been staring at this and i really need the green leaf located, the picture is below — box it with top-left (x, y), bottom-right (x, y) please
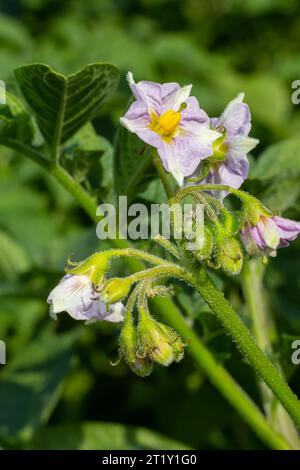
top-left (249, 138), bottom-right (300, 211)
top-left (256, 178), bottom-right (300, 212)
top-left (251, 138), bottom-right (300, 181)
top-left (27, 422), bottom-right (191, 450)
top-left (62, 123), bottom-right (112, 184)
top-left (0, 92), bottom-right (35, 145)
top-left (14, 62), bottom-right (120, 150)
top-left (0, 229), bottom-right (31, 280)
top-left (114, 127), bottom-right (155, 201)
top-left (0, 330), bottom-right (76, 443)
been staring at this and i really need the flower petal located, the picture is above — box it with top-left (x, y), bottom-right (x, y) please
top-left (273, 216), bottom-right (300, 242)
top-left (181, 96), bottom-right (209, 124)
top-left (257, 218), bottom-right (280, 250)
top-left (219, 93), bottom-right (251, 136)
top-left (47, 274), bottom-right (94, 320)
top-left (127, 72), bottom-right (162, 115)
top-left (180, 120), bottom-right (221, 157)
top-left (162, 84), bottom-right (192, 111)
top-left (158, 128), bottom-right (219, 186)
top-left (105, 302), bottom-right (126, 323)
top-left (229, 134), bottom-right (259, 157)
top-left (83, 300), bottom-right (125, 324)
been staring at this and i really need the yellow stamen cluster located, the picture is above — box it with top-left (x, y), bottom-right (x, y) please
top-left (150, 110), bottom-right (181, 138)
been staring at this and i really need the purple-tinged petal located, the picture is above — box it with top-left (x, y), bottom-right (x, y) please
top-left (181, 96), bottom-right (210, 124)
top-left (84, 300), bottom-right (125, 324)
top-left (120, 112), bottom-right (162, 148)
top-left (105, 302), bottom-right (126, 323)
top-left (127, 72), bottom-right (162, 115)
top-left (256, 217), bottom-right (280, 250)
top-left (219, 93), bottom-right (251, 136)
top-left (241, 224), bottom-right (262, 255)
top-left (228, 134), bottom-right (259, 158)
top-left (47, 274), bottom-right (95, 320)
top-left (273, 216), bottom-right (300, 242)
top-left (179, 120), bottom-right (221, 157)
top-left (162, 84), bottom-right (192, 112)
top-left (200, 153), bottom-right (249, 201)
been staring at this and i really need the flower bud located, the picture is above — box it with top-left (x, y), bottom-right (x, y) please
top-left (240, 196), bottom-right (272, 227)
top-left (216, 237), bottom-right (244, 276)
top-left (137, 308), bottom-right (185, 366)
top-left (119, 311), bottom-right (153, 377)
top-left (101, 277), bottom-right (132, 304)
top-left (195, 226), bottom-right (214, 262)
top-left (67, 252), bottom-right (110, 287)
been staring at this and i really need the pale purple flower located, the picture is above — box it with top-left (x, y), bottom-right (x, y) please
top-left (241, 215), bottom-right (300, 257)
top-left (120, 72), bottom-right (221, 186)
top-left (47, 274), bottom-right (125, 324)
top-left (199, 93), bottom-right (259, 200)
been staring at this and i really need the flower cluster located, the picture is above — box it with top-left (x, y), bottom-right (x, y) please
top-left (47, 73), bottom-right (300, 377)
top-left (121, 73), bottom-right (300, 262)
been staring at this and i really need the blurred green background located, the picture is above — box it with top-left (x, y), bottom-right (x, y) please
top-left (0, 0), bottom-right (300, 450)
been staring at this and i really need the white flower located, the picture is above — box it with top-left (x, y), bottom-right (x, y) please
top-left (47, 274), bottom-right (125, 324)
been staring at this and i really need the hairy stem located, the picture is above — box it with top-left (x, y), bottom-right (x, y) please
top-left (242, 259), bottom-right (300, 448)
top-left (152, 296), bottom-right (291, 450)
top-left (152, 151), bottom-right (174, 198)
top-left (188, 266), bottom-right (300, 431)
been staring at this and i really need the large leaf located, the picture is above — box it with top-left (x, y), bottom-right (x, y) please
top-left (251, 138), bottom-right (300, 181)
top-left (14, 62), bottom-right (119, 147)
top-left (0, 229), bottom-right (31, 280)
top-left (256, 178), bottom-right (300, 212)
top-left (249, 138), bottom-right (300, 211)
top-left (62, 122), bottom-right (112, 185)
top-left (0, 92), bottom-right (35, 145)
top-left (114, 127), bottom-right (155, 200)
top-left (27, 422), bottom-right (191, 450)
top-left (0, 330), bottom-right (76, 442)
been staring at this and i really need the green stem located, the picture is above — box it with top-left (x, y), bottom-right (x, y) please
top-left (189, 266), bottom-right (300, 431)
top-left (153, 234), bottom-right (181, 259)
top-left (174, 183), bottom-right (250, 203)
top-left (153, 151), bottom-right (173, 198)
top-left (242, 259), bottom-right (300, 448)
top-left (14, 144), bottom-right (293, 449)
top-left (103, 248), bottom-right (168, 266)
top-left (152, 296), bottom-right (291, 450)
top-left (126, 264), bottom-right (188, 284)
top-left (50, 164), bottom-right (143, 273)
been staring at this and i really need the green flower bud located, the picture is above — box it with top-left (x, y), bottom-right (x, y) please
top-left (101, 277), bottom-right (132, 304)
top-left (138, 308), bottom-right (185, 367)
top-left (195, 225), bottom-right (214, 262)
top-left (235, 193), bottom-right (272, 228)
top-left (66, 252), bottom-right (110, 287)
top-left (119, 311), bottom-right (153, 377)
top-left (216, 237), bottom-right (244, 276)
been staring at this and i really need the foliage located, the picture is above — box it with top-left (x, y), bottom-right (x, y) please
top-left (0, 0), bottom-right (300, 451)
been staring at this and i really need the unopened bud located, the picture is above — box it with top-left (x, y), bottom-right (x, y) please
top-left (119, 311), bottom-right (153, 377)
top-left (195, 226), bottom-right (214, 262)
top-left (216, 237), bottom-right (244, 276)
top-left (101, 277), bottom-right (132, 304)
top-left (138, 309), bottom-right (185, 366)
top-left (67, 252), bottom-right (110, 287)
